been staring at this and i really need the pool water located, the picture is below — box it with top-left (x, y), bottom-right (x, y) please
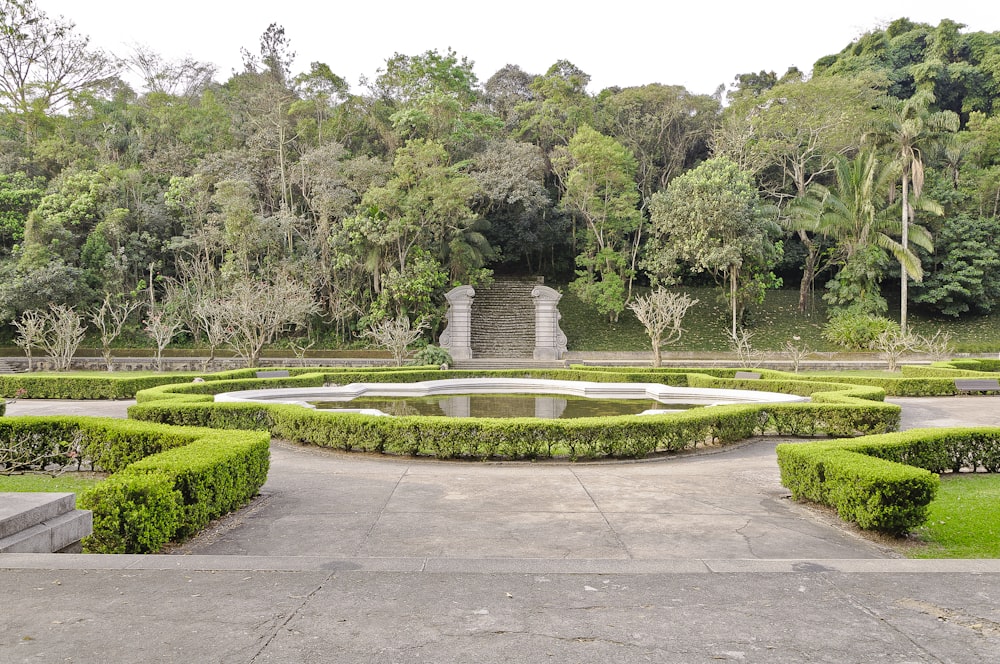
top-left (310, 394), bottom-right (703, 419)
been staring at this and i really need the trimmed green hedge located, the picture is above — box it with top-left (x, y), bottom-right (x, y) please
top-left (129, 367), bottom-right (901, 460)
top-left (0, 373), bottom-right (202, 399)
top-left (0, 417), bottom-right (269, 553)
top-left (777, 428), bottom-right (1000, 535)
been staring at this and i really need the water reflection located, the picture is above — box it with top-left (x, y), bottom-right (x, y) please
top-left (310, 394), bottom-right (702, 419)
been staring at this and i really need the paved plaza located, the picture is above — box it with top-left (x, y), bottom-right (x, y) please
top-left (1, 395), bottom-right (998, 662)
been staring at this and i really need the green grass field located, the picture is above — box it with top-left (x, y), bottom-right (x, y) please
top-left (907, 474), bottom-right (1000, 558)
top-left (0, 473), bottom-right (106, 506)
top-left (558, 286), bottom-right (1000, 353)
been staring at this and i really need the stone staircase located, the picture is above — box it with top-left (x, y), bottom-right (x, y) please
top-left (0, 493), bottom-right (93, 553)
top-left (469, 278), bottom-right (540, 359)
top-left (0, 358), bottom-right (22, 373)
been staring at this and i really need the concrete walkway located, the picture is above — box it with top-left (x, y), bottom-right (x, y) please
top-left (2, 396), bottom-right (999, 662)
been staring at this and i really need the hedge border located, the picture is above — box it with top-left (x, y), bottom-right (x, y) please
top-left (128, 367), bottom-right (901, 461)
top-left (777, 427), bottom-right (1000, 535)
top-left (0, 416), bottom-right (269, 553)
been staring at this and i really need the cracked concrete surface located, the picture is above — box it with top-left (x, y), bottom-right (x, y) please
top-left (2, 395), bottom-right (999, 662)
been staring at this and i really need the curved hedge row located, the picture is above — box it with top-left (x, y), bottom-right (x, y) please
top-left (777, 427), bottom-right (1000, 535)
top-left (0, 373), bottom-right (203, 399)
top-left (0, 416), bottom-right (269, 553)
top-left (128, 367), bottom-right (901, 460)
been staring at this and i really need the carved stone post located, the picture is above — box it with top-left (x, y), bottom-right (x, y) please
top-left (531, 285), bottom-right (567, 360)
top-left (440, 285), bottom-right (475, 360)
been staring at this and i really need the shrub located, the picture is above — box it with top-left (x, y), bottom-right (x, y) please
top-left (80, 471), bottom-right (183, 554)
top-left (777, 427), bottom-right (1000, 535)
top-left (409, 345), bottom-right (453, 367)
top-left (1, 417), bottom-right (270, 553)
top-left (822, 311), bottom-right (899, 350)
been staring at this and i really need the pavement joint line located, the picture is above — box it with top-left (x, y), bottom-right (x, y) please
top-left (568, 465), bottom-right (634, 560)
top-left (2, 554), bottom-right (999, 574)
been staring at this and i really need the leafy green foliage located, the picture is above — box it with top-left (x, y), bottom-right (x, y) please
top-left (822, 311), bottom-right (899, 350)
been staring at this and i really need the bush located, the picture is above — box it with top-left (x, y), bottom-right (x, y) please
top-left (0, 373), bottom-right (202, 400)
top-left (1, 417), bottom-right (270, 553)
top-left (79, 471), bottom-right (183, 554)
top-left (409, 345), bottom-right (453, 367)
top-left (777, 427), bottom-right (1000, 535)
top-left (129, 367), bottom-right (903, 461)
top-left (822, 312), bottom-right (899, 350)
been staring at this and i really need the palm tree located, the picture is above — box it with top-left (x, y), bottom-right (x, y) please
top-left (865, 91), bottom-right (958, 332)
top-left (796, 151), bottom-right (936, 312)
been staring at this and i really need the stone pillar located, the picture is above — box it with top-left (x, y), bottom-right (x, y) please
top-left (440, 285), bottom-right (475, 360)
top-left (531, 285), bottom-right (568, 360)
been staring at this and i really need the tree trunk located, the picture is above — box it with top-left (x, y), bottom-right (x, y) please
top-left (797, 230), bottom-right (816, 313)
top-left (730, 268), bottom-right (738, 337)
top-left (900, 173), bottom-right (910, 335)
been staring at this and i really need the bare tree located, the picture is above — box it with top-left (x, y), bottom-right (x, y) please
top-left (726, 328), bottom-right (764, 369)
top-left (627, 289), bottom-right (698, 368)
top-left (12, 310), bottom-right (45, 371)
top-left (216, 274), bottom-right (319, 368)
top-left (144, 309), bottom-right (185, 372)
top-left (361, 316), bottom-right (429, 367)
top-left (783, 336), bottom-right (811, 373)
top-left (36, 305), bottom-right (86, 371)
top-left (90, 294), bottom-right (141, 371)
top-left (191, 297), bottom-right (233, 371)
top-left (0, 0), bottom-right (120, 139)
top-left (873, 328), bottom-right (917, 372)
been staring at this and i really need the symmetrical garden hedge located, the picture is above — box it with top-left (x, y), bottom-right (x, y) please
top-left (127, 366), bottom-right (901, 460)
top-left (777, 428), bottom-right (1000, 535)
top-left (0, 373), bottom-right (203, 399)
top-left (0, 417), bottom-right (269, 553)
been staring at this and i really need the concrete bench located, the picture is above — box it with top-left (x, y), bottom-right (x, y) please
top-left (734, 371), bottom-right (761, 380)
top-left (954, 378), bottom-right (1000, 393)
top-left (255, 370), bottom-right (290, 379)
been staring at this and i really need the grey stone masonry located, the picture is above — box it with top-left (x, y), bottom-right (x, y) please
top-left (441, 278), bottom-right (568, 360)
top-left (470, 278), bottom-right (539, 358)
top-left (0, 493), bottom-right (92, 553)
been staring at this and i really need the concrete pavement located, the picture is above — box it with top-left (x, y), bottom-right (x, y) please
top-left (1, 396), bottom-right (999, 662)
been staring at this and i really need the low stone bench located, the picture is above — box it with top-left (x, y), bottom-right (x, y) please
top-left (954, 378), bottom-right (1000, 393)
top-left (255, 370), bottom-right (290, 379)
top-left (734, 371), bottom-right (762, 380)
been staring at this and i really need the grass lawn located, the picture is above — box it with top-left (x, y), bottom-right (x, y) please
top-left (558, 285), bottom-right (1000, 353)
top-left (0, 473), bottom-right (106, 506)
top-left (906, 474), bottom-right (1000, 559)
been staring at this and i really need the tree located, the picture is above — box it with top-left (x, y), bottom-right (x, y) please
top-left (628, 289), bottom-right (698, 367)
top-left (646, 157), bottom-right (780, 336)
top-left (350, 139), bottom-right (482, 320)
top-left (556, 125), bottom-right (642, 322)
top-left (361, 315), bottom-right (429, 367)
top-left (469, 139), bottom-right (557, 272)
top-left (800, 151), bottom-right (936, 314)
top-left (0, 0), bottom-right (119, 141)
top-left (865, 90), bottom-right (958, 332)
top-left (597, 84), bottom-right (718, 209)
top-left (12, 309), bottom-right (44, 371)
top-left (90, 293), bottom-right (141, 371)
top-left (715, 76), bottom-right (874, 311)
top-left (35, 304), bottom-right (86, 371)
top-left (144, 308), bottom-right (184, 372)
top-left (215, 273), bottom-right (318, 368)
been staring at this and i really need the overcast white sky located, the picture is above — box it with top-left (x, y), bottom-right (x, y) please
top-left (37, 0), bottom-right (1000, 96)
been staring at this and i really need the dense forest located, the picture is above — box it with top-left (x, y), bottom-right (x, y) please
top-left (1, 0), bottom-right (999, 356)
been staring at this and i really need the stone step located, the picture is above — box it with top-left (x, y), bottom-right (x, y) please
top-left (0, 358), bottom-right (22, 373)
top-left (0, 492), bottom-right (93, 554)
top-left (452, 359), bottom-right (568, 370)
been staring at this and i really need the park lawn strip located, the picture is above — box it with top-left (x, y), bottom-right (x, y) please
top-left (907, 474), bottom-right (1000, 559)
top-left (0, 473), bottom-right (106, 503)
